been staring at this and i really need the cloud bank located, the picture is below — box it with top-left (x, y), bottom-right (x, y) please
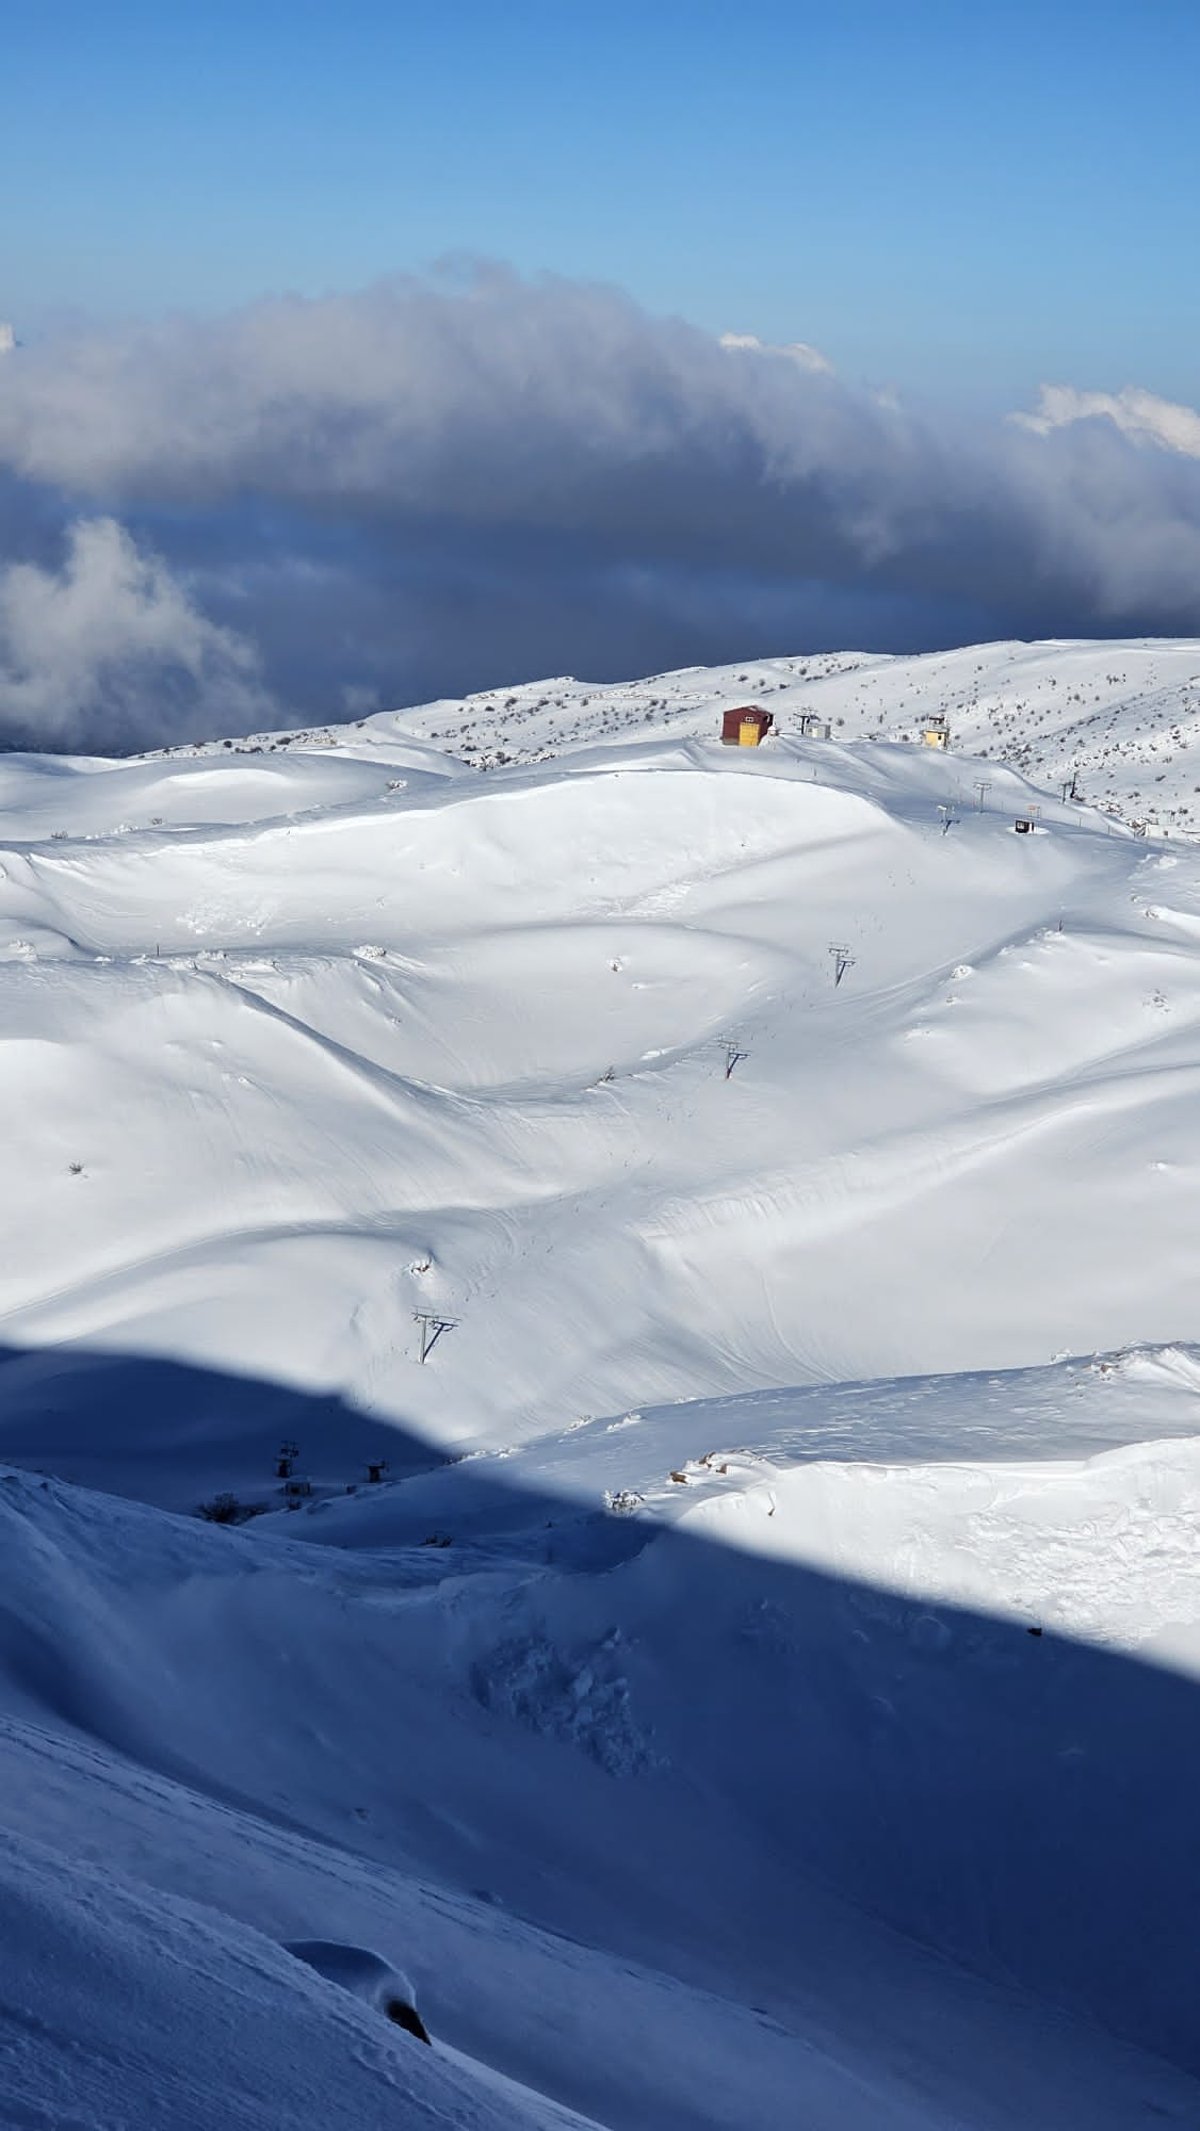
top-left (2, 267), bottom-right (1200, 749)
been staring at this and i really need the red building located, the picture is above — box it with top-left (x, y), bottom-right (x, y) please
top-left (721, 706), bottom-right (774, 747)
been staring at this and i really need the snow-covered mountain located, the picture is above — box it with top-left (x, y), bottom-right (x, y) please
top-left (1, 640), bottom-right (1199, 2128)
top-left (393, 634), bottom-right (1200, 837)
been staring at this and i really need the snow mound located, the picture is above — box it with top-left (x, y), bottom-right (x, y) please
top-left (285, 1940), bottom-right (429, 2039)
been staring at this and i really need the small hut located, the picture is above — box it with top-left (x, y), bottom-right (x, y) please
top-left (721, 706), bottom-right (774, 748)
top-left (921, 713), bottom-right (950, 750)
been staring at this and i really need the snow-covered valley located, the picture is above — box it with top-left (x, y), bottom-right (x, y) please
top-left (1, 641), bottom-right (1198, 2127)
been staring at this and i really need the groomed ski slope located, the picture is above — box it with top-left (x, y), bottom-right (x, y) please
top-left (0, 641), bottom-right (1198, 2127)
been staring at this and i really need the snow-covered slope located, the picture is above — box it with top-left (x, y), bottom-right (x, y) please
top-left (3, 709), bottom-right (1199, 1483)
top-left (1, 642), bottom-right (1199, 2126)
top-left (387, 635), bottom-right (1200, 837)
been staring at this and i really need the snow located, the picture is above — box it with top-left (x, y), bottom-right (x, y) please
top-left (0, 1826), bottom-right (598, 2130)
top-left (1, 640), bottom-right (1199, 2125)
top-left (385, 636), bottom-right (1200, 838)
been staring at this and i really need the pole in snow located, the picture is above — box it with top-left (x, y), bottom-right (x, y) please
top-left (974, 780), bottom-right (990, 812)
top-left (414, 1312), bottom-right (458, 1364)
top-left (829, 945), bottom-right (854, 988)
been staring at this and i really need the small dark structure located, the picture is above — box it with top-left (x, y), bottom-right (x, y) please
top-left (1014, 817), bottom-right (1034, 834)
top-left (721, 706), bottom-right (774, 748)
top-left (413, 1311), bottom-right (457, 1364)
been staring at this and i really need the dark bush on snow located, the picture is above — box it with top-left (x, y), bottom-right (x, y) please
top-left (196, 1492), bottom-right (267, 1525)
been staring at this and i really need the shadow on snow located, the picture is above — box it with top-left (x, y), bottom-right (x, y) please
top-left (0, 1336), bottom-right (1196, 2091)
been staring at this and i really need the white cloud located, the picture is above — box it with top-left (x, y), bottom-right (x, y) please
top-left (0, 517), bottom-right (274, 750)
top-left (1015, 383), bottom-right (1200, 459)
top-left (719, 331), bottom-right (834, 373)
top-left (1, 273), bottom-right (1200, 747)
top-left (1, 271), bottom-right (1192, 629)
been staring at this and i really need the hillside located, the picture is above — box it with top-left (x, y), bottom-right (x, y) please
top-left (0, 640), bottom-right (1198, 2126)
top-left (387, 635), bottom-right (1200, 837)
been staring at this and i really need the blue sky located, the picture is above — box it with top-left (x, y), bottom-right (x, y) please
top-left (4, 1), bottom-right (1200, 747)
top-left (5, 0), bottom-right (1199, 407)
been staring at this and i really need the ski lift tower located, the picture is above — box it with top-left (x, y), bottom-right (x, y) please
top-left (414, 1312), bottom-right (458, 1364)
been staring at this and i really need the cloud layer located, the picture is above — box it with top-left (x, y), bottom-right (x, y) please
top-left (2, 268), bottom-right (1200, 749)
